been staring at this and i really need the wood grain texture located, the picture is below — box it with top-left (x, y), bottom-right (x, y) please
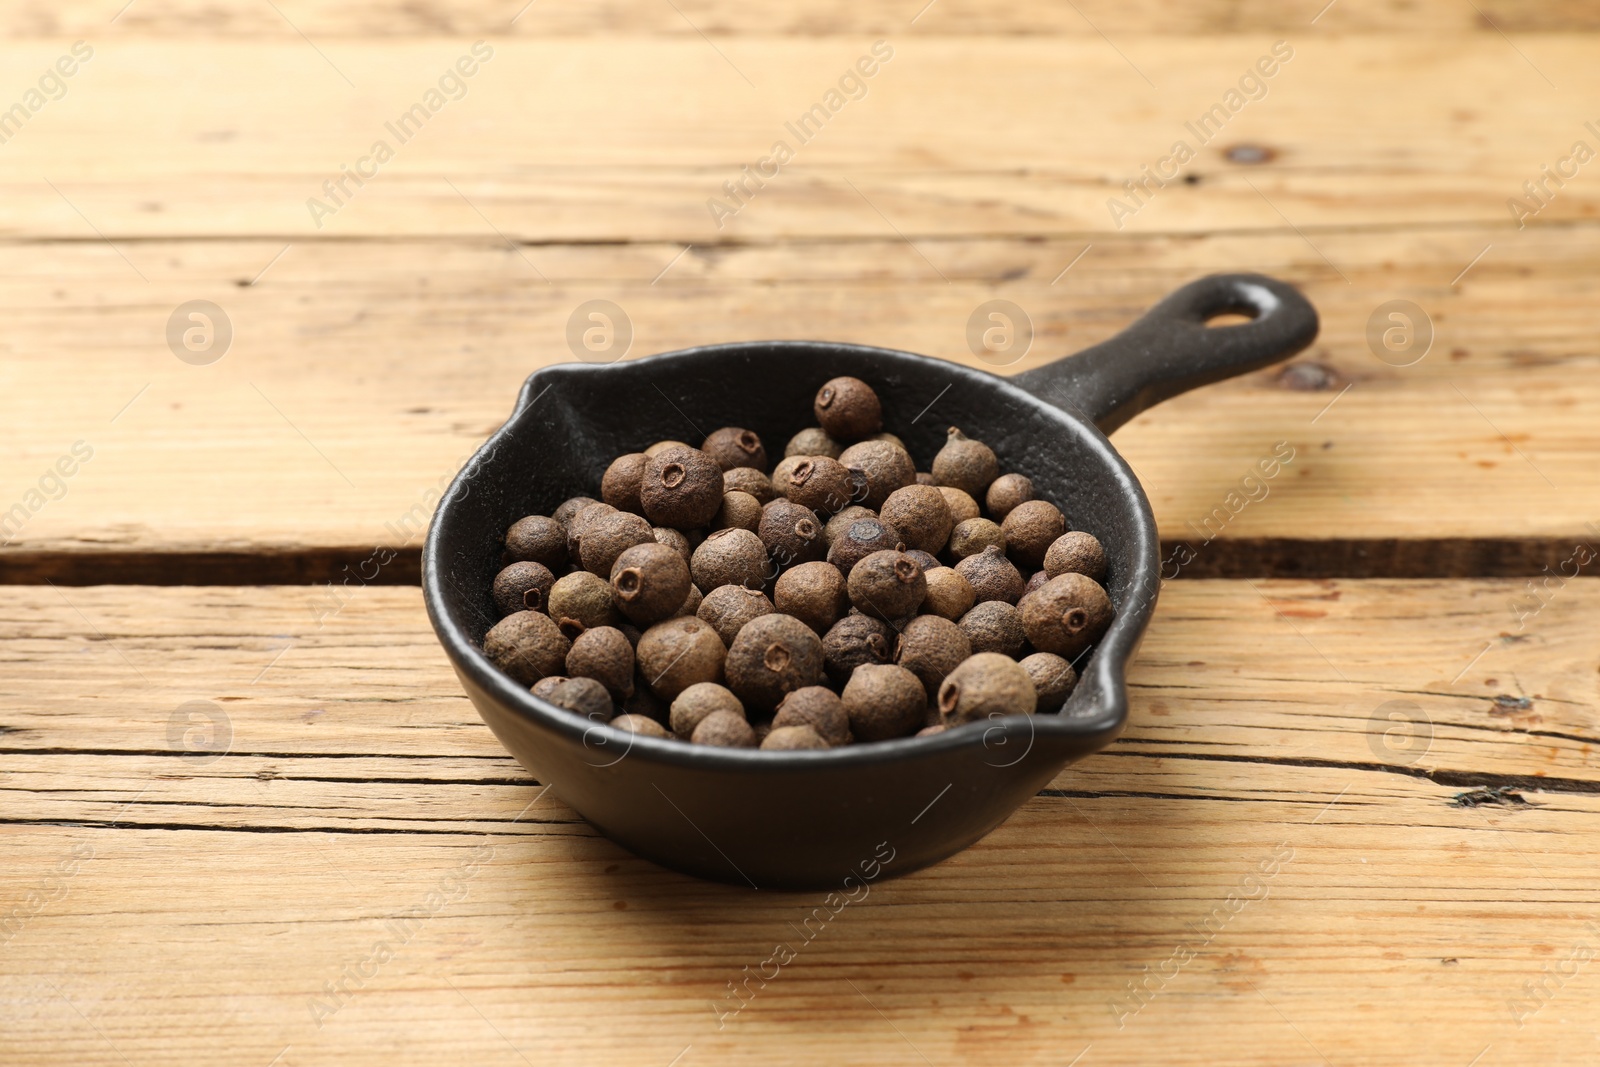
top-left (3, 582), bottom-right (1597, 1066)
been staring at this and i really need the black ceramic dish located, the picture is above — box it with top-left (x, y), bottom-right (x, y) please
top-left (423, 273), bottom-right (1317, 889)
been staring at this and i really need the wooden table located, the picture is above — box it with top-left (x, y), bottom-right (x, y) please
top-left (4, 4), bottom-right (1599, 1065)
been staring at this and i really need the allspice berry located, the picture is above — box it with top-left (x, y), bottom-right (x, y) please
top-left (492, 561), bottom-right (555, 618)
top-left (579, 510), bottom-right (655, 577)
top-left (669, 681), bottom-right (744, 739)
top-left (847, 549), bottom-right (927, 622)
top-left (785, 427), bottom-right (843, 460)
top-left (725, 613), bottom-right (826, 713)
top-left (697, 584), bottom-right (775, 646)
top-left (937, 487), bottom-right (980, 525)
top-left (895, 614), bottom-right (972, 699)
top-left (547, 571), bottom-right (623, 630)
top-left (1002, 499), bottom-right (1066, 569)
top-left (1021, 652), bottom-right (1077, 713)
top-left (761, 724), bottom-right (828, 750)
top-left (758, 499), bottom-right (825, 567)
top-left (821, 615), bottom-right (895, 686)
top-left (916, 723), bottom-right (947, 737)
top-left (675, 583), bottom-right (703, 618)
top-left (702, 427), bottom-right (767, 473)
top-left (1019, 573), bottom-right (1114, 658)
top-left (767, 454), bottom-right (806, 499)
top-left (645, 440), bottom-right (690, 457)
top-left (601, 453), bottom-right (650, 514)
top-left (636, 616), bottom-right (726, 700)
top-left (824, 504), bottom-right (876, 547)
top-left (948, 517), bottom-right (1005, 560)
top-left (504, 515), bottom-right (567, 570)
top-left (932, 427), bottom-right (999, 497)
top-left (1023, 569), bottom-right (1050, 599)
top-left (653, 526), bottom-right (693, 565)
top-left (782, 456), bottom-right (858, 516)
top-left (838, 440), bottom-right (916, 510)
top-left (546, 676), bottom-right (614, 721)
top-left (937, 653), bottom-right (1036, 725)
top-left (985, 473), bottom-right (1034, 521)
top-left (921, 567), bottom-right (976, 621)
top-left (1044, 530), bottom-right (1107, 583)
top-left (813, 376), bottom-right (883, 441)
top-left (712, 490), bottom-right (763, 533)
top-left (842, 664), bottom-right (926, 742)
top-left (484, 611), bottom-right (570, 686)
top-left (773, 686), bottom-right (852, 746)
top-left (610, 542), bottom-right (692, 625)
top-left (959, 601), bottom-right (1026, 657)
top-left (692, 528), bottom-right (770, 592)
top-left (774, 561), bottom-right (849, 634)
top-left (640, 445), bottom-right (725, 528)
top-left (953, 544), bottom-right (1025, 605)
top-left (692, 710), bottom-right (758, 748)
top-left (565, 501), bottom-right (617, 560)
top-left (566, 625), bottom-right (635, 700)
top-left (553, 495), bottom-right (600, 527)
top-left (724, 467), bottom-right (775, 504)
top-left (530, 675), bottom-right (569, 701)
top-left (610, 714), bottom-right (670, 739)
top-left (826, 517), bottom-right (903, 574)
top-left (879, 484), bottom-right (954, 555)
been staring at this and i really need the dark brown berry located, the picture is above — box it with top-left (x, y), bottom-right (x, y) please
top-left (758, 499), bottom-right (825, 567)
top-left (601, 452), bottom-right (650, 513)
top-left (674, 584), bottom-right (703, 618)
top-left (530, 675), bottom-right (568, 701)
top-left (552, 496), bottom-right (600, 527)
top-left (640, 445), bottom-right (725, 528)
top-left (841, 664), bottom-right (925, 742)
top-left (903, 549), bottom-right (941, 571)
top-left (636, 617), bottom-right (726, 700)
top-left (702, 427), bottom-right (767, 472)
top-left (547, 571), bottom-right (623, 631)
top-left (932, 427), bottom-right (999, 498)
top-left (921, 566), bottom-right (976, 620)
top-left (611, 713), bottom-right (670, 739)
top-left (938, 487), bottom-right (981, 525)
top-left (1021, 652), bottom-right (1077, 713)
top-left (725, 614), bottom-right (826, 713)
top-left (645, 440), bottom-right (690, 457)
top-left (692, 710), bottom-right (758, 747)
top-left (652, 526), bottom-right (693, 565)
top-left (894, 615), bottom-right (972, 699)
top-left (838, 440), bottom-right (915, 509)
top-left (1044, 531), bottom-right (1107, 583)
top-left (781, 456), bottom-right (859, 516)
top-left (953, 544), bottom-right (1025, 605)
top-left (821, 615), bottom-right (896, 686)
top-left (669, 681), bottom-right (744, 738)
top-left (483, 611), bottom-right (571, 686)
top-left (847, 550), bottom-right (927, 622)
top-left (691, 528), bottom-right (770, 592)
top-left (985, 473), bottom-right (1034, 520)
top-left (546, 676), bottom-right (614, 721)
top-left (1023, 569), bottom-right (1050, 598)
top-left (774, 561), bottom-right (849, 635)
top-left (785, 427), bottom-right (844, 460)
top-left (879, 484), bottom-right (954, 555)
top-left (772, 686), bottom-right (852, 746)
top-left (566, 625), bottom-right (635, 700)
top-left (723, 467), bottom-right (775, 504)
top-left (712, 490), bottom-right (763, 533)
top-left (826, 517), bottom-right (903, 574)
top-left (610, 542), bottom-right (692, 625)
top-left (761, 724), bottom-right (828, 750)
top-left (937, 653), bottom-right (1036, 725)
top-left (696, 585), bottom-right (775, 646)
top-left (959, 601), bottom-right (1026, 657)
top-left (1019, 573), bottom-right (1114, 658)
top-left (824, 505), bottom-right (877, 547)
top-left (578, 510), bottom-right (654, 577)
top-left (915, 472), bottom-right (938, 486)
top-left (813, 376), bottom-right (883, 441)
top-left (1002, 500), bottom-right (1066, 569)
top-left (948, 517), bottom-right (1005, 560)
top-left (565, 501), bottom-right (617, 560)
top-left (620, 671), bottom-right (668, 723)
top-left (916, 723), bottom-right (947, 737)
top-left (492, 561), bottom-right (555, 618)
top-left (504, 515), bottom-right (568, 570)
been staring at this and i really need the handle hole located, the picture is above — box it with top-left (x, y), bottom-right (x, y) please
top-left (1204, 311), bottom-right (1256, 328)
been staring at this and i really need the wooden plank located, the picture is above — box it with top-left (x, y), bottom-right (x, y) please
top-left (0, 37), bottom-right (1598, 240)
top-left (3, 582), bottom-right (1598, 1065)
top-left (3, 226), bottom-right (1600, 578)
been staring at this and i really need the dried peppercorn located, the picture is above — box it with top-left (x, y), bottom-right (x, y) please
top-left (1043, 530), bottom-right (1107, 583)
top-left (645, 440), bottom-right (690, 457)
top-left (824, 504), bottom-right (877, 547)
top-left (826, 517), bottom-right (903, 574)
top-left (1020, 652), bottom-right (1077, 713)
top-left (636, 616), bottom-right (726, 700)
top-left (565, 501), bottom-right (617, 561)
top-left (674, 584), bottom-right (703, 618)
top-left (723, 466), bottom-right (775, 504)
top-left (725, 613), bottom-right (826, 713)
top-left (758, 499), bottom-right (825, 567)
top-left (847, 549), bottom-right (927, 622)
top-left (493, 561), bottom-right (555, 618)
top-left (784, 427), bottom-right (843, 460)
top-left (712, 490), bottom-right (763, 533)
top-left (547, 571), bottom-right (623, 631)
top-left (821, 614), bottom-right (895, 686)
top-left (566, 625), bottom-right (635, 700)
top-left (696, 584), bottom-right (774, 646)
top-left (948, 517), bottom-right (1005, 560)
top-left (640, 445), bottom-right (725, 528)
top-left (702, 427), bottom-right (767, 472)
top-left (484, 611), bottom-right (571, 687)
top-left (553, 495), bottom-right (600, 527)
top-left (1019, 573), bottom-right (1113, 658)
top-left (773, 561), bottom-right (849, 635)
top-left (530, 675), bottom-right (569, 702)
top-left (652, 526), bottom-right (693, 565)
top-left (959, 601), bottom-right (1026, 657)
top-left (1002, 499), bottom-right (1066, 569)
top-left (692, 710), bottom-right (758, 747)
top-left (932, 427), bottom-right (999, 498)
top-left (504, 515), bottom-right (568, 570)
top-left (813, 376), bottom-right (883, 441)
top-left (610, 714), bottom-right (670, 739)
top-left (546, 677), bottom-right (615, 721)
top-left (601, 453), bottom-right (650, 514)
top-left (691, 528), bottom-right (770, 592)
top-left (842, 664), bottom-right (925, 742)
top-left (610, 542), bottom-right (693, 625)
top-left (953, 544), bottom-right (1025, 605)
top-left (1022, 569), bottom-right (1050, 599)
top-left (760, 724), bottom-right (828, 750)
top-left (937, 653), bottom-right (1036, 725)
top-left (669, 681), bottom-right (745, 738)
top-left (921, 567), bottom-right (976, 621)
top-left (879, 484), bottom-right (954, 555)
top-left (895, 614), bottom-right (972, 699)
top-left (772, 686), bottom-right (852, 746)
top-left (578, 511), bottom-right (655, 577)
top-left (984, 473), bottom-right (1034, 521)
top-left (937, 486), bottom-right (980, 525)
top-left (782, 456), bottom-right (858, 516)
top-left (838, 439), bottom-right (916, 509)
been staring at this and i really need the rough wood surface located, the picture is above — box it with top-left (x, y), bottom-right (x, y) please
top-left (2, 582), bottom-right (1595, 1066)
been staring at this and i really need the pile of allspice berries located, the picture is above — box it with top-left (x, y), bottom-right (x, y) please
top-left (482, 376), bottom-right (1114, 752)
